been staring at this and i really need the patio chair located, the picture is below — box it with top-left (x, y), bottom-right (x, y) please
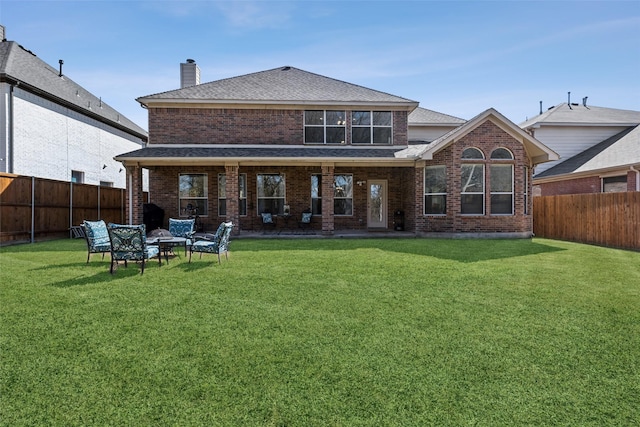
top-left (260, 212), bottom-right (277, 234)
top-left (81, 220), bottom-right (111, 263)
top-left (298, 209), bottom-right (313, 234)
top-left (168, 218), bottom-right (196, 255)
top-left (107, 223), bottom-right (160, 274)
top-left (189, 221), bottom-right (233, 264)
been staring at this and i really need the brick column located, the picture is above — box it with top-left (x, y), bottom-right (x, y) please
top-left (414, 164), bottom-right (424, 232)
top-left (225, 163), bottom-right (240, 235)
top-left (321, 164), bottom-right (334, 235)
top-left (125, 164), bottom-right (144, 225)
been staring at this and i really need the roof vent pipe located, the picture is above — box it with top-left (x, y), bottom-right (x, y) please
top-left (539, 101), bottom-right (543, 115)
top-left (583, 96), bottom-right (588, 107)
top-left (568, 92), bottom-right (571, 109)
top-left (58, 59), bottom-right (64, 77)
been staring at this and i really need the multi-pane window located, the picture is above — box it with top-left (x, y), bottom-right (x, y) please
top-left (304, 110), bottom-right (346, 144)
top-left (424, 166), bottom-right (447, 215)
top-left (257, 174), bottom-right (285, 215)
top-left (179, 173), bottom-right (208, 216)
top-left (311, 174), bottom-right (322, 215)
top-left (524, 167), bottom-right (529, 215)
top-left (352, 111), bottom-right (392, 144)
top-left (490, 148), bottom-right (514, 215)
top-left (218, 173), bottom-right (247, 216)
top-left (461, 164), bottom-right (484, 215)
top-left (334, 175), bottom-right (353, 215)
top-left (461, 147), bottom-right (485, 215)
top-left (490, 165), bottom-right (513, 214)
top-left (602, 176), bottom-right (627, 193)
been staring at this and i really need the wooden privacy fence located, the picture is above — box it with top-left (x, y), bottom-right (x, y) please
top-left (533, 192), bottom-right (640, 251)
top-left (0, 173), bottom-right (125, 245)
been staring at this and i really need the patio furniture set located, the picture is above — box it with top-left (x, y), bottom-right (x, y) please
top-left (81, 218), bottom-right (233, 274)
top-left (260, 210), bottom-right (313, 234)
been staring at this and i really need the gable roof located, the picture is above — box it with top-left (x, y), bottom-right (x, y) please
top-left (137, 66), bottom-right (419, 109)
top-left (520, 103), bottom-right (640, 129)
top-left (0, 40), bottom-right (147, 140)
top-left (534, 125), bottom-right (640, 180)
top-left (396, 108), bottom-right (559, 165)
top-left (408, 107), bottom-right (465, 125)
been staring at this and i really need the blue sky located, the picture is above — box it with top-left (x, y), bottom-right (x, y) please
top-left (1, 0), bottom-right (639, 131)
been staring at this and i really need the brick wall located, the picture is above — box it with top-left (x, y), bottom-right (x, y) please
top-left (417, 120), bottom-right (533, 235)
top-left (148, 108), bottom-right (409, 145)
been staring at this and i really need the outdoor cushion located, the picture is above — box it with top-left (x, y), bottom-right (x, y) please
top-left (107, 223), bottom-right (160, 274)
top-left (82, 220), bottom-right (111, 263)
top-left (190, 222), bottom-right (233, 263)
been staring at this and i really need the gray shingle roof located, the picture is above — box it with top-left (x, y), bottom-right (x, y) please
top-left (116, 145), bottom-right (401, 161)
top-left (137, 66), bottom-right (419, 107)
top-left (408, 107), bottom-right (465, 125)
top-left (520, 103), bottom-right (640, 128)
top-left (0, 40), bottom-right (147, 139)
top-left (534, 125), bottom-right (640, 178)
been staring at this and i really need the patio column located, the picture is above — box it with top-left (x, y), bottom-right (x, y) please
top-left (321, 163), bottom-right (334, 235)
top-left (125, 164), bottom-right (144, 225)
top-left (225, 163), bottom-right (240, 235)
top-left (414, 163), bottom-right (425, 233)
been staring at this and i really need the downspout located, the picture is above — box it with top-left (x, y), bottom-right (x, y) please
top-left (7, 83), bottom-right (15, 173)
top-left (631, 166), bottom-right (640, 191)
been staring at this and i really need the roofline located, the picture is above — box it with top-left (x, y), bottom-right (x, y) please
top-left (524, 122), bottom-right (640, 129)
top-left (533, 163), bottom-right (640, 184)
top-left (136, 98), bottom-right (419, 111)
top-left (1, 74), bottom-right (148, 141)
top-left (114, 144), bottom-right (416, 167)
top-left (420, 108), bottom-right (559, 164)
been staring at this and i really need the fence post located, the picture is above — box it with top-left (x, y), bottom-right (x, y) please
top-left (98, 185), bottom-right (101, 220)
top-left (31, 176), bottom-right (35, 243)
top-left (69, 181), bottom-right (73, 238)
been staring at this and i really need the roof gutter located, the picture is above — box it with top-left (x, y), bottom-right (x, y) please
top-left (631, 165), bottom-right (640, 191)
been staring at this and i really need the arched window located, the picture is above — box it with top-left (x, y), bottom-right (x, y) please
top-left (490, 148), bottom-right (513, 160)
top-left (462, 147), bottom-right (484, 159)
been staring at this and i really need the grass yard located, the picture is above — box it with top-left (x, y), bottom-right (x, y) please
top-left (0, 237), bottom-right (639, 426)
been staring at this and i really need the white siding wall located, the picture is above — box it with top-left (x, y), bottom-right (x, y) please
top-left (533, 126), bottom-right (629, 175)
top-left (9, 87), bottom-right (146, 189)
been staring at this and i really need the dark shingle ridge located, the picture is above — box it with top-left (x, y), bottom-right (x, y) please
top-left (0, 40), bottom-right (147, 139)
top-left (138, 66), bottom-right (418, 105)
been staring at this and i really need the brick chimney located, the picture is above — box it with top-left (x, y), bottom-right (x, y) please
top-left (180, 59), bottom-right (200, 88)
top-left (1, 25), bottom-right (6, 41)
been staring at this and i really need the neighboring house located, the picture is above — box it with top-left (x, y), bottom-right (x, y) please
top-left (0, 25), bottom-right (148, 189)
top-left (116, 62), bottom-right (557, 236)
top-left (520, 101), bottom-right (640, 196)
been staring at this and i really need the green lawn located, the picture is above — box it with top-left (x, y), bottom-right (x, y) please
top-left (1, 237), bottom-right (639, 426)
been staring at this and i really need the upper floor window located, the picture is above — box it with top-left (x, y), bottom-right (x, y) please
top-left (352, 111), bottom-right (392, 144)
top-left (179, 173), bottom-right (208, 216)
top-left (257, 174), bottom-right (285, 215)
top-left (99, 181), bottom-right (113, 187)
top-left (218, 173), bottom-right (247, 216)
top-left (424, 166), bottom-right (447, 215)
top-left (304, 110), bottom-right (346, 144)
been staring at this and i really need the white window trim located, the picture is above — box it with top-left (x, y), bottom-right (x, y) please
top-left (304, 110), bottom-right (346, 144)
top-left (351, 111), bottom-right (393, 144)
top-left (461, 164), bottom-right (485, 215)
top-left (424, 165), bottom-right (447, 216)
top-left (179, 173), bottom-right (208, 217)
top-left (490, 164), bottom-right (514, 216)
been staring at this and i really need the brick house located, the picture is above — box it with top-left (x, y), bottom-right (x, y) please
top-left (116, 64), bottom-right (557, 236)
top-left (521, 101), bottom-right (640, 196)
